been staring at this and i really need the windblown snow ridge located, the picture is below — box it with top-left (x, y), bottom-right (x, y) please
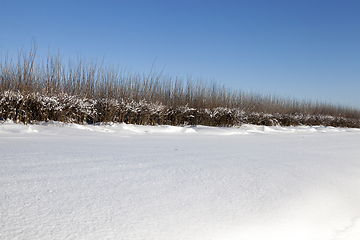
top-left (1, 120), bottom-right (358, 136)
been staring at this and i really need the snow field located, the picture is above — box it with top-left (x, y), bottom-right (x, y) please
top-left (1, 122), bottom-right (360, 240)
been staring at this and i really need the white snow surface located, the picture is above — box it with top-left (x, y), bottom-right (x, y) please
top-left (1, 121), bottom-right (360, 240)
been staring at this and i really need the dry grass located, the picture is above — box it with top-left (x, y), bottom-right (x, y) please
top-left (1, 44), bottom-right (359, 127)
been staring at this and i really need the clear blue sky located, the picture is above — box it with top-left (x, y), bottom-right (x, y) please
top-left (1, 0), bottom-right (359, 108)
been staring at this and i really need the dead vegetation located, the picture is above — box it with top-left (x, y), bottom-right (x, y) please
top-left (1, 44), bottom-right (359, 128)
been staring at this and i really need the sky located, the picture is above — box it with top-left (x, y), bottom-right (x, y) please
top-left (1, 0), bottom-right (360, 108)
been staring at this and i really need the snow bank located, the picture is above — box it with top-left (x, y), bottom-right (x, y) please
top-left (1, 121), bottom-right (357, 135)
top-left (1, 122), bottom-right (360, 240)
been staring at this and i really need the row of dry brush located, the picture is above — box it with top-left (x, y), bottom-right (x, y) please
top-left (1, 90), bottom-right (359, 128)
top-left (1, 45), bottom-right (360, 128)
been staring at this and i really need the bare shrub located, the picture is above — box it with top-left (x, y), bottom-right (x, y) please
top-left (1, 45), bottom-right (359, 127)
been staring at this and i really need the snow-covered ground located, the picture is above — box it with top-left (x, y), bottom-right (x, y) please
top-left (1, 122), bottom-right (360, 240)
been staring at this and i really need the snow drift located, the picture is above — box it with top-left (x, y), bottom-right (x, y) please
top-left (1, 122), bottom-right (360, 240)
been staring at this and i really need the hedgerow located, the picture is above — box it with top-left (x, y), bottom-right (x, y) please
top-left (1, 44), bottom-right (359, 127)
top-left (1, 90), bottom-right (359, 128)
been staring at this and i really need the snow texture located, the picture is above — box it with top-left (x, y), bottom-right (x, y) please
top-left (1, 122), bottom-right (360, 240)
